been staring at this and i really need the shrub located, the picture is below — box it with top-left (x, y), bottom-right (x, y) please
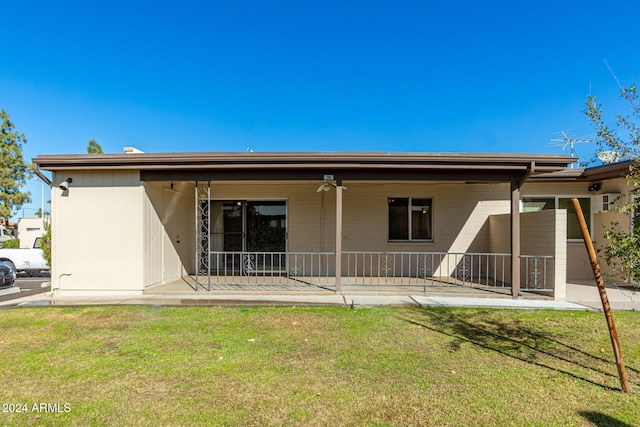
top-left (2, 238), bottom-right (20, 249)
top-left (42, 221), bottom-right (51, 267)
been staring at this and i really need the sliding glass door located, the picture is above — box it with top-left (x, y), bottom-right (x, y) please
top-left (210, 200), bottom-right (287, 273)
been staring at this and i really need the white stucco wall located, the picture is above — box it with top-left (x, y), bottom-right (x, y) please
top-left (51, 171), bottom-right (145, 296)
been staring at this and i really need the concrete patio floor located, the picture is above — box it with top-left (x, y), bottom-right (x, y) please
top-left (143, 275), bottom-right (552, 298)
top-left (2, 277), bottom-right (638, 311)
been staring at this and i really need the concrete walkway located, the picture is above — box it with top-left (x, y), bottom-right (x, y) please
top-left (2, 280), bottom-right (638, 311)
top-left (565, 281), bottom-right (639, 311)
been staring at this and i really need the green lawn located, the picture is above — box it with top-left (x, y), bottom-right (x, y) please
top-left (1, 305), bottom-right (639, 426)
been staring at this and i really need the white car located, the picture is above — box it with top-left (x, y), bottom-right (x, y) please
top-left (0, 237), bottom-right (48, 277)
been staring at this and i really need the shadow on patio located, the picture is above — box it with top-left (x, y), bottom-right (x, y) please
top-left (144, 275), bottom-right (551, 300)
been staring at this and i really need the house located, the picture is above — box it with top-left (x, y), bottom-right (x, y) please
top-left (31, 151), bottom-right (633, 300)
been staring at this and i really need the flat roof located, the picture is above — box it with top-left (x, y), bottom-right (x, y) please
top-left (34, 151), bottom-right (574, 170)
top-left (33, 151), bottom-right (577, 184)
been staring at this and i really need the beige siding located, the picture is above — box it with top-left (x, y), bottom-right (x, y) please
top-left (345, 183), bottom-right (510, 254)
top-left (203, 181), bottom-right (511, 255)
top-left (594, 178), bottom-right (634, 282)
top-left (142, 182), bottom-right (194, 287)
top-left (593, 210), bottom-right (631, 282)
top-left (51, 171), bottom-right (145, 296)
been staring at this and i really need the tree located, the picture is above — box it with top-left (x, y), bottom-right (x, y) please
top-left (87, 138), bottom-right (103, 154)
top-left (35, 208), bottom-right (50, 218)
top-left (585, 78), bottom-right (640, 282)
top-left (0, 109), bottom-right (31, 221)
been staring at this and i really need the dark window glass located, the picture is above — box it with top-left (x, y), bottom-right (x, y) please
top-left (389, 198), bottom-right (433, 241)
top-left (388, 198), bottom-right (409, 240)
top-left (411, 199), bottom-right (432, 240)
top-left (522, 197), bottom-right (555, 212)
top-left (559, 198), bottom-right (590, 240)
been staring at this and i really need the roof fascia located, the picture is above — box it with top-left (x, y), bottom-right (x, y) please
top-left (33, 151), bottom-right (575, 173)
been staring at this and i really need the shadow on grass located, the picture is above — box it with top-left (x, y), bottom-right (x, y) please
top-left (579, 411), bottom-right (635, 427)
top-left (399, 308), bottom-right (639, 393)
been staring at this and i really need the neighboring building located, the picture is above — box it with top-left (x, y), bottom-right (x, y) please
top-left (31, 151), bottom-right (634, 300)
top-left (17, 218), bottom-right (47, 248)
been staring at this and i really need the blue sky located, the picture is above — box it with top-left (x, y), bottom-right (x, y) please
top-left (2, 1), bottom-right (640, 219)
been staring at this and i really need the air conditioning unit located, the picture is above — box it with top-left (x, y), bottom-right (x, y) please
top-left (592, 193), bottom-right (621, 214)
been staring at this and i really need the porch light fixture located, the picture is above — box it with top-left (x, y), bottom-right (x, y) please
top-left (316, 182), bottom-right (331, 192)
top-left (58, 178), bottom-right (73, 191)
top-left (316, 182), bottom-right (347, 192)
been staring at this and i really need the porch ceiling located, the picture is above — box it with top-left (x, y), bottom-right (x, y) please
top-left (34, 151), bottom-right (575, 184)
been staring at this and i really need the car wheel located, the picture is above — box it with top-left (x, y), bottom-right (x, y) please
top-left (4, 260), bottom-right (16, 274)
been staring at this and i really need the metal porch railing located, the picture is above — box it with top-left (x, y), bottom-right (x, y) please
top-left (343, 251), bottom-right (554, 292)
top-left (194, 251), bottom-right (554, 292)
top-left (196, 251), bottom-right (335, 290)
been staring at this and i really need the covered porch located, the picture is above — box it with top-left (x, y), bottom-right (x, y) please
top-left (139, 153), bottom-right (571, 299)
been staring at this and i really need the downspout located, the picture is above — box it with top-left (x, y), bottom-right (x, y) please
top-left (32, 161), bottom-right (57, 293)
top-left (33, 161), bottom-right (52, 186)
top-left (335, 179), bottom-right (343, 293)
top-left (519, 161), bottom-right (536, 188)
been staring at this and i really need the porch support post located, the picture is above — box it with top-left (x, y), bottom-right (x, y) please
top-left (335, 180), bottom-right (343, 293)
top-left (511, 162), bottom-right (534, 299)
top-left (511, 180), bottom-right (521, 298)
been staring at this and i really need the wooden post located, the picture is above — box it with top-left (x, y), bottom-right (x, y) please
top-left (511, 181), bottom-right (521, 298)
top-left (571, 198), bottom-right (631, 393)
top-left (335, 182), bottom-right (343, 293)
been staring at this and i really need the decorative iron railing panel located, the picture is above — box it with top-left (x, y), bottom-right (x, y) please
top-left (195, 182), bottom-right (210, 290)
top-left (521, 255), bottom-right (553, 291)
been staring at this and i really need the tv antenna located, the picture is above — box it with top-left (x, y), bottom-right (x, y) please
top-left (549, 130), bottom-right (592, 168)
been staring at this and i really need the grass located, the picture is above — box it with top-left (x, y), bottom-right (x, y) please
top-left (1, 305), bottom-right (640, 426)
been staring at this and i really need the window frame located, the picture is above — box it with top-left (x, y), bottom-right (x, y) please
top-left (521, 195), bottom-right (592, 242)
top-left (388, 197), bottom-right (434, 242)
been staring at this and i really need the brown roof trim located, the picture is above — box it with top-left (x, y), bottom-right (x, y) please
top-left (33, 151), bottom-right (575, 173)
top-left (527, 168), bottom-right (586, 182)
top-left (582, 160), bottom-right (633, 181)
top-left (528, 160), bottom-right (636, 183)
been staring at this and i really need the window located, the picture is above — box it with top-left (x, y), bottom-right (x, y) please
top-left (522, 196), bottom-right (591, 240)
top-left (389, 198), bottom-right (432, 241)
